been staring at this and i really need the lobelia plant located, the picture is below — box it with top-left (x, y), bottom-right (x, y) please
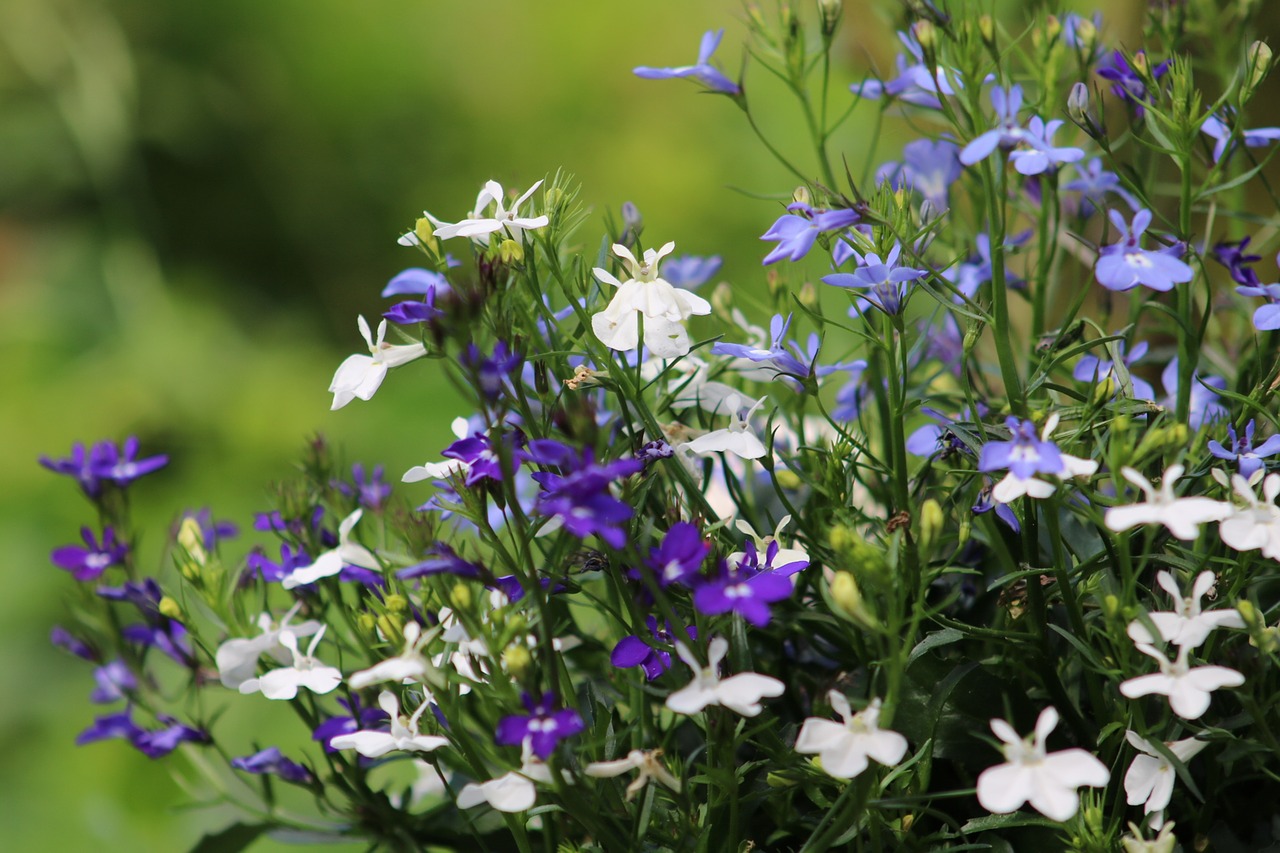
top-left (39, 2), bottom-right (1280, 851)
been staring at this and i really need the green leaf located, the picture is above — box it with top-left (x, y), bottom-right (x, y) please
top-left (907, 628), bottom-right (965, 667)
top-left (188, 823), bottom-right (267, 853)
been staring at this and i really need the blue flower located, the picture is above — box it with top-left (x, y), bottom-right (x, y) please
top-left (822, 242), bottom-right (927, 316)
top-left (1237, 281), bottom-right (1280, 330)
top-left (959, 85), bottom-right (1048, 168)
top-left (1160, 358), bottom-right (1227, 430)
top-left (979, 417), bottom-right (1064, 481)
top-left (1200, 113), bottom-right (1280, 164)
top-left (1073, 339), bottom-right (1155, 400)
top-left (644, 521), bottom-right (710, 587)
top-left (662, 254), bottom-right (723, 290)
top-left (1095, 209), bottom-right (1194, 292)
top-left (1097, 50), bottom-right (1169, 116)
top-left (382, 267), bottom-right (450, 298)
top-left (611, 616), bottom-right (697, 681)
top-left (877, 138), bottom-right (962, 211)
top-left (1209, 420), bottom-right (1280, 478)
top-left (1064, 158), bottom-right (1139, 218)
top-left (761, 203), bottom-right (861, 265)
top-left (851, 31), bottom-right (960, 109)
top-left (712, 313), bottom-right (815, 383)
top-left (50, 526), bottom-right (128, 581)
top-left (1213, 237), bottom-right (1263, 287)
top-left (1007, 116), bottom-right (1084, 176)
top-left (231, 747), bottom-right (313, 785)
top-left (634, 29), bottom-right (740, 95)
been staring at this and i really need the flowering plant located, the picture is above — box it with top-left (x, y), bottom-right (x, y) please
top-left (40, 2), bottom-right (1280, 851)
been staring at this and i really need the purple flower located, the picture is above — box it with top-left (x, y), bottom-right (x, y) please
top-left (254, 506), bottom-right (335, 547)
top-left (527, 440), bottom-right (642, 549)
top-left (1097, 50), bottom-right (1169, 116)
top-left (611, 616), bottom-right (697, 681)
top-left (634, 29), bottom-right (741, 96)
top-left (246, 543), bottom-right (312, 584)
top-left (761, 203), bottom-right (862, 265)
top-left (180, 508), bottom-right (239, 550)
top-left (231, 747), bottom-right (313, 784)
top-left (712, 314), bottom-right (816, 382)
top-left (461, 342), bottom-right (524, 403)
top-left (89, 660), bottom-right (137, 704)
top-left (51, 626), bottom-right (97, 661)
top-left (397, 542), bottom-right (485, 581)
top-left (1160, 358), bottom-right (1227, 430)
top-left (313, 697), bottom-right (389, 753)
top-left (942, 233), bottom-right (1029, 301)
top-left (382, 267), bottom-right (451, 298)
top-left (1200, 113), bottom-right (1280, 164)
top-left (978, 417), bottom-right (1064, 480)
top-left (1234, 256), bottom-right (1280, 330)
top-left (90, 437), bottom-right (169, 487)
top-left (77, 709), bottom-right (144, 747)
top-left (637, 440), bottom-right (674, 466)
top-left (646, 522), bottom-right (710, 587)
top-left (693, 561), bottom-right (794, 627)
top-left (1061, 12), bottom-right (1103, 56)
top-left (662, 255), bottom-right (723, 290)
top-left (1073, 339), bottom-right (1155, 400)
top-left (959, 86), bottom-right (1047, 167)
top-left (851, 30), bottom-right (960, 109)
top-left (1213, 237), bottom-right (1263, 288)
top-left (50, 526), bottom-right (128, 581)
top-left (824, 362), bottom-right (871, 420)
top-left (334, 463), bottom-right (392, 510)
top-left (39, 442), bottom-right (105, 497)
top-left (133, 715), bottom-right (210, 759)
top-left (384, 298), bottom-right (443, 326)
top-left (1064, 158), bottom-right (1140, 218)
top-left (1208, 420), bottom-right (1280, 478)
top-left (1095, 209), bottom-right (1194, 292)
top-left (878, 138), bottom-right (963, 211)
top-left (98, 579), bottom-right (194, 666)
top-left (495, 692), bottom-right (585, 759)
top-left (1006, 116), bottom-right (1084, 176)
top-left (822, 242), bottom-right (927, 316)
top-left (972, 480), bottom-right (1021, 532)
top-left (906, 407), bottom-right (983, 458)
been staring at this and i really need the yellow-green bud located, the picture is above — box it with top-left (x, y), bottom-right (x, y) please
top-left (1132, 52), bottom-right (1148, 74)
top-left (712, 281), bottom-right (733, 315)
top-left (450, 583), bottom-right (472, 610)
top-left (1104, 594), bottom-right (1120, 619)
top-left (503, 644), bottom-right (533, 679)
top-left (413, 218), bottom-right (438, 253)
top-left (830, 572), bottom-right (879, 628)
top-left (377, 614), bottom-right (404, 641)
top-left (962, 324), bottom-right (981, 357)
top-left (357, 613), bottom-right (378, 633)
top-left (498, 239), bottom-right (524, 264)
top-left (767, 769), bottom-right (800, 788)
top-left (1113, 414), bottom-right (1130, 434)
top-left (545, 186), bottom-right (564, 211)
top-left (957, 514), bottom-right (971, 546)
top-left (159, 596), bottom-right (182, 620)
top-left (1075, 18), bottom-right (1096, 51)
top-left (912, 20), bottom-right (936, 52)
top-left (918, 498), bottom-right (944, 556)
top-left (792, 186), bottom-right (812, 207)
top-left (1068, 83), bottom-right (1090, 122)
top-left (797, 281), bottom-right (818, 312)
top-left (1092, 378), bottom-right (1117, 405)
top-left (775, 469), bottom-right (803, 490)
top-left (816, 0), bottom-right (841, 37)
top-left (1044, 15), bottom-right (1061, 43)
top-left (385, 594), bottom-right (409, 613)
top-left (1246, 41), bottom-right (1273, 98)
top-left (978, 15), bottom-right (995, 45)
top-left (1238, 599), bottom-right (1261, 630)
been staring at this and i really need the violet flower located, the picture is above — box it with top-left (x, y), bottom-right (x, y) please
top-left (634, 29), bottom-right (740, 96)
top-left (877, 138), bottom-right (963, 211)
top-left (1073, 339), bottom-right (1155, 400)
top-left (761, 203), bottom-right (861, 265)
top-left (1095, 208), bottom-right (1193, 292)
top-left (89, 660), bottom-right (137, 704)
top-left (382, 267), bottom-right (450, 299)
top-left (50, 526), bottom-right (128, 581)
top-left (1208, 420), bottom-right (1280, 478)
top-left (693, 560), bottom-right (794, 627)
top-left (1063, 158), bottom-right (1140, 218)
top-left (712, 314), bottom-right (816, 383)
top-left (1160, 358), bottom-right (1227, 430)
top-left (495, 692), bottom-right (585, 759)
top-left (39, 442), bottom-right (105, 497)
top-left (1235, 278), bottom-right (1280, 331)
top-left (313, 697), bottom-right (390, 754)
top-left (1213, 237), bottom-right (1263, 288)
top-left (461, 341), bottom-right (523, 403)
top-left (662, 255), bottom-right (722, 290)
top-left (51, 626), bottom-right (97, 661)
top-left (90, 437), bottom-right (170, 487)
top-left (76, 708), bottom-right (144, 748)
top-left (851, 30), bottom-right (960, 109)
top-left (959, 85), bottom-right (1047, 167)
top-left (397, 542), bottom-right (485, 581)
top-left (1097, 50), bottom-right (1169, 116)
top-left (1007, 116), bottom-right (1084, 176)
top-left (645, 521), bottom-right (711, 587)
top-left (98, 578), bottom-right (194, 665)
top-left (527, 440), bottom-right (643, 549)
top-left (181, 508), bottom-right (239, 550)
top-left (231, 747), bottom-right (314, 784)
top-left (611, 616), bottom-right (697, 681)
top-left (246, 544), bottom-right (313, 584)
top-left (334, 463), bottom-right (392, 510)
top-left (822, 243), bottom-right (927, 316)
top-left (1201, 113), bottom-right (1280, 164)
top-left (133, 715), bottom-right (211, 759)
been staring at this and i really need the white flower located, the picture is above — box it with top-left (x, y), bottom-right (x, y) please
top-left (403, 417), bottom-right (471, 482)
top-left (1105, 465), bottom-right (1232, 540)
top-left (238, 626), bottom-right (341, 700)
top-left (1126, 570), bottom-right (1244, 649)
top-left (976, 706), bottom-right (1110, 822)
top-left (990, 414), bottom-right (1098, 504)
top-left (281, 509), bottom-right (380, 590)
top-left (1123, 730), bottom-right (1207, 828)
top-left (1120, 643), bottom-right (1244, 719)
top-left (590, 242), bottom-right (711, 358)
top-left (584, 749), bottom-right (682, 801)
top-left (1218, 470), bottom-right (1280, 558)
top-left (666, 636), bottom-right (784, 717)
top-left (215, 602), bottom-right (322, 689)
top-left (795, 692), bottom-right (908, 779)
top-left (678, 394), bottom-right (769, 460)
top-left (432, 179), bottom-right (549, 246)
top-left (348, 621), bottom-right (442, 690)
top-left (329, 316), bottom-right (428, 410)
top-left (457, 746), bottom-right (564, 813)
top-left (330, 690), bottom-right (449, 758)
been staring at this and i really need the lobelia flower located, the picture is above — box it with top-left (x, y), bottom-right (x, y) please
top-left (644, 521), bottom-right (711, 587)
top-left (590, 241), bottom-right (711, 358)
top-left (495, 692), bottom-right (585, 759)
top-left (1217, 470), bottom-right (1280, 558)
top-left (40, 441), bottom-right (107, 497)
top-left (461, 341), bottom-right (523, 403)
top-left (979, 414), bottom-right (1098, 503)
top-left (678, 394), bottom-right (769, 460)
top-left (215, 601), bottom-right (323, 689)
top-left (1097, 50), bottom-right (1170, 116)
top-left (431, 179), bottom-right (549, 245)
top-left (1127, 570), bottom-right (1244, 648)
top-left (89, 660), bottom-right (137, 704)
top-left (1074, 339), bottom-right (1155, 400)
top-left (1158, 358), bottom-right (1226, 430)
top-left (795, 693), bottom-right (908, 780)
top-left (329, 316), bottom-right (428, 410)
top-left (662, 254), bottom-right (722, 290)
top-left (89, 437), bottom-right (170, 487)
top-left (1120, 643), bottom-right (1244, 719)
top-left (1064, 158), bottom-right (1141, 218)
top-left (526, 439), bottom-right (643, 548)
top-left (348, 621), bottom-right (442, 690)
top-left (238, 626), bottom-right (342, 701)
top-left (729, 516), bottom-right (809, 576)
top-left (959, 85), bottom-right (1049, 168)
top-left (231, 747), bottom-right (313, 784)
top-left (50, 526), bottom-right (128, 581)
top-left (403, 416), bottom-right (472, 483)
top-left (850, 30), bottom-right (962, 109)
top-left (1200, 113), bottom-right (1280, 164)
top-left (457, 745), bottom-right (566, 813)
top-left (822, 243), bottom-right (927, 316)
top-left (1210, 420), bottom-right (1280, 479)
top-left (381, 266), bottom-right (450, 299)
top-left (246, 543), bottom-right (312, 584)
top-left (976, 707), bottom-right (1110, 822)
top-left (712, 313), bottom-right (817, 384)
top-left (585, 749), bottom-right (682, 801)
top-left (281, 509), bottom-right (380, 589)
top-left (1007, 116), bottom-right (1085, 176)
top-left (51, 625), bottom-right (97, 661)
top-left (330, 690), bottom-right (448, 758)
top-left (941, 233), bottom-right (1029, 302)
top-left (98, 578), bottom-right (193, 666)
top-left (761, 203), bottom-right (861, 265)
top-left (666, 636), bottom-right (785, 717)
top-left (611, 616), bottom-right (698, 680)
top-left (132, 715), bottom-right (211, 759)
top-left (333, 463), bottom-right (391, 510)
top-left (1095, 209), bottom-right (1194, 292)
top-left (1104, 466), bottom-right (1232, 542)
top-left (633, 29), bottom-right (740, 96)
top-left (1124, 730), bottom-right (1208, 828)
top-left (1212, 236), bottom-right (1263, 287)
top-left (877, 138), bottom-right (963, 212)
top-left (693, 557), bottom-right (795, 628)
top-left (313, 696), bottom-right (390, 753)
top-left (1234, 257), bottom-right (1280, 329)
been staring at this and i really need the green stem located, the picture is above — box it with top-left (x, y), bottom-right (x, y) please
top-left (981, 161), bottom-right (1027, 416)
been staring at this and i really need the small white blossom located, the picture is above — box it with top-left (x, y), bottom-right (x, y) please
top-left (584, 749), bottom-right (682, 800)
top-left (348, 621), bottom-right (443, 690)
top-left (590, 242), bottom-right (712, 358)
top-left (403, 417), bottom-right (471, 482)
top-left (1126, 570), bottom-right (1244, 649)
top-left (329, 316), bottom-right (427, 410)
top-left (215, 602), bottom-right (322, 689)
top-left (1218, 470), bottom-right (1280, 558)
top-left (666, 636), bottom-right (784, 717)
top-left (1120, 643), bottom-right (1244, 719)
top-left (456, 746), bottom-right (565, 813)
top-left (330, 690), bottom-right (449, 758)
top-left (678, 394), bottom-right (769, 460)
top-left (1105, 465), bottom-right (1232, 540)
top-left (976, 707), bottom-right (1110, 822)
top-left (1123, 730), bottom-right (1207, 828)
top-left (794, 692), bottom-right (908, 779)
top-left (432, 179), bottom-right (549, 245)
top-left (238, 626), bottom-right (341, 700)
top-left (281, 509), bottom-right (380, 590)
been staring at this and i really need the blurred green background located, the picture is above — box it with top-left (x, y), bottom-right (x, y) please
top-left (0, 0), bottom-right (1170, 848)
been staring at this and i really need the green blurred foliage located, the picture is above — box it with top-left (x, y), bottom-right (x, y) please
top-left (0, 0), bottom-right (1187, 849)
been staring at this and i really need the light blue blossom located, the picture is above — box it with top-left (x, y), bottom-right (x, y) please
top-left (634, 29), bottom-right (740, 96)
top-left (1073, 339), bottom-right (1155, 400)
top-left (1201, 113), bottom-right (1280, 164)
top-left (822, 243), bottom-right (927, 316)
top-left (1007, 116), bottom-right (1084, 175)
top-left (1095, 209), bottom-right (1194, 292)
top-left (1160, 358), bottom-right (1227, 429)
top-left (877, 138), bottom-right (963, 211)
top-left (1208, 420), bottom-right (1280, 478)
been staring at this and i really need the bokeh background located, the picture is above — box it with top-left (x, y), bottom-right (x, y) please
top-left (0, 0), bottom-right (1221, 848)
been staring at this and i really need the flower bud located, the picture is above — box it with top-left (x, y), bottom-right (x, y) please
top-left (792, 185), bottom-right (812, 207)
top-left (962, 324), bottom-right (981, 357)
top-left (498, 239), bottom-right (524, 264)
top-left (817, 0), bottom-right (841, 37)
top-left (1068, 82), bottom-right (1090, 122)
top-left (413, 218), bottom-right (439, 253)
top-left (1092, 378), bottom-right (1116, 405)
top-left (912, 20), bottom-right (937, 53)
top-left (711, 281), bottom-right (734, 315)
top-left (1074, 18), bottom-right (1096, 51)
top-left (829, 572), bottom-right (880, 629)
top-left (1103, 594), bottom-right (1120, 619)
top-left (918, 498), bottom-right (944, 557)
top-left (377, 614), bottom-right (404, 641)
top-left (357, 613), bottom-right (377, 633)
top-left (775, 469), bottom-right (803, 490)
top-left (767, 769), bottom-right (801, 788)
top-left (1238, 599), bottom-right (1262, 630)
top-left (797, 281), bottom-right (818, 311)
top-left (159, 596), bottom-right (182, 620)
top-left (1044, 15), bottom-right (1061, 43)
top-left (621, 200), bottom-right (642, 233)
top-left (450, 583), bottom-right (472, 610)
top-left (503, 644), bottom-right (533, 679)
top-left (1246, 41), bottom-right (1273, 100)
top-left (384, 594), bottom-right (409, 613)
top-left (977, 15), bottom-right (995, 46)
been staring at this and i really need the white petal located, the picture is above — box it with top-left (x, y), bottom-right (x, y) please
top-left (584, 754), bottom-right (643, 778)
top-left (862, 729), bottom-right (909, 767)
top-left (665, 682), bottom-right (716, 715)
top-left (349, 657), bottom-right (427, 690)
top-left (1043, 748), bottom-right (1110, 788)
top-left (1124, 753), bottom-right (1164, 806)
top-left (715, 673), bottom-right (785, 717)
top-left (403, 460), bottom-right (466, 483)
top-left (281, 550), bottom-right (344, 589)
top-left (795, 719), bottom-right (848, 755)
top-left (331, 731), bottom-right (398, 758)
top-left (1106, 504), bottom-right (1165, 533)
top-left (295, 666), bottom-right (342, 695)
top-left (255, 668), bottom-right (303, 700)
top-left (1026, 773), bottom-right (1082, 822)
top-left (976, 762), bottom-right (1031, 814)
top-left (482, 773), bottom-right (538, 812)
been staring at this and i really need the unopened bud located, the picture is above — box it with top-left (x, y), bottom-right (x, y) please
top-left (1104, 594), bottom-right (1120, 619)
top-left (1044, 16), bottom-right (1061, 43)
top-left (1074, 18), bottom-right (1096, 51)
top-left (1068, 82), bottom-right (1090, 122)
top-left (918, 498), bottom-right (944, 556)
top-left (962, 324), bottom-right (982, 356)
top-left (413, 218), bottom-right (438, 253)
top-left (159, 596), bottom-right (182, 620)
top-left (544, 186), bottom-right (564, 210)
top-left (711, 281), bottom-right (733, 315)
top-left (377, 614), bottom-right (404, 641)
top-left (1238, 599), bottom-right (1262, 630)
top-left (621, 200), bottom-right (642, 232)
top-left (503, 644), bottom-right (533, 679)
top-left (1131, 52), bottom-right (1148, 74)
top-left (450, 583), bottom-right (472, 610)
top-left (357, 613), bottom-right (377, 633)
top-left (912, 20), bottom-right (936, 53)
top-left (797, 281), bottom-right (818, 311)
top-left (830, 572), bottom-right (880, 629)
top-left (498, 239), bottom-right (524, 264)
top-left (384, 594), bottom-right (409, 613)
top-left (817, 0), bottom-right (841, 37)
top-left (977, 15), bottom-right (995, 45)
top-left (767, 770), bottom-right (800, 788)
top-left (776, 469), bottom-right (803, 490)
top-left (1246, 41), bottom-right (1273, 98)
top-left (1092, 378), bottom-right (1116, 405)
top-left (792, 186), bottom-right (812, 207)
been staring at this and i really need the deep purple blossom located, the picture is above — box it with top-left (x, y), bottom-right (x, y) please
top-left (98, 579), bottom-right (194, 665)
top-left (637, 440), bottom-right (674, 466)
top-left (978, 417), bottom-right (1064, 480)
top-left (663, 255), bottom-right (723, 290)
top-left (254, 506), bottom-right (336, 548)
top-left (39, 442), bottom-right (105, 497)
top-left (382, 267), bottom-right (451, 298)
top-left (1213, 237), bottom-right (1263, 288)
top-left (133, 715), bottom-right (210, 758)
top-left (611, 616), bottom-right (697, 680)
top-left (693, 561), bottom-right (794, 627)
top-left (313, 697), bottom-right (389, 753)
top-left (91, 437), bottom-right (169, 487)
top-left (231, 747), bottom-right (314, 784)
top-left (89, 661), bottom-right (137, 704)
top-left (634, 29), bottom-right (740, 96)
top-left (461, 342), bottom-right (524, 403)
top-left (76, 709), bottom-right (144, 747)
top-left (761, 203), bottom-right (862, 265)
top-left (441, 429), bottom-right (521, 487)
top-left (527, 440), bottom-right (642, 549)
top-left (1208, 420), bottom-right (1280, 478)
top-left (1235, 261), bottom-right (1280, 330)
top-left (1097, 50), bottom-right (1169, 116)
top-left (942, 233), bottom-right (1029, 301)
top-left (1201, 113), bottom-right (1280, 164)
top-left (334, 463), bottom-right (392, 510)
top-left (972, 480), bottom-right (1021, 532)
top-left (397, 543), bottom-right (485, 581)
top-left (246, 544), bottom-right (312, 584)
top-left (1095, 209), bottom-right (1193, 292)
top-left (50, 526), bottom-right (128, 581)
top-left (384, 298), bottom-right (444, 326)
top-left (646, 521), bottom-right (711, 587)
top-left (878, 138), bottom-right (963, 211)
top-left (51, 626), bottom-right (97, 661)
top-left (734, 538), bottom-right (809, 577)
top-left (495, 692), bottom-right (585, 759)
top-left (1073, 340), bottom-right (1155, 400)
top-left (822, 243), bottom-right (927, 316)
